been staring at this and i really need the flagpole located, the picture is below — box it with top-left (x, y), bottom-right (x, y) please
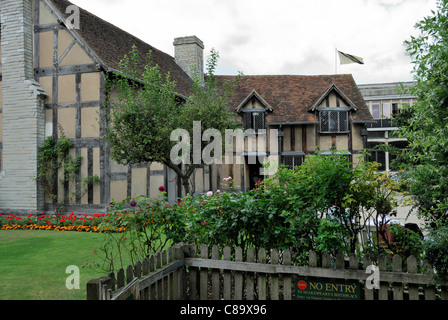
top-left (335, 48), bottom-right (338, 74)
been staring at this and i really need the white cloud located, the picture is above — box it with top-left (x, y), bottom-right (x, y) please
top-left (71, 0), bottom-right (436, 83)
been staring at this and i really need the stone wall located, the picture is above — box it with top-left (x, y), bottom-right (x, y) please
top-left (173, 36), bottom-right (204, 84)
top-left (0, 0), bottom-right (47, 212)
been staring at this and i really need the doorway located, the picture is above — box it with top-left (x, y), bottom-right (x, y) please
top-left (247, 156), bottom-right (264, 190)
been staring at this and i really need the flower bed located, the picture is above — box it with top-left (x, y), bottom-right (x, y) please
top-left (0, 212), bottom-right (108, 233)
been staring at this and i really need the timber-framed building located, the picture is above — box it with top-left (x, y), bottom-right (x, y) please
top-left (0, 0), bottom-right (373, 213)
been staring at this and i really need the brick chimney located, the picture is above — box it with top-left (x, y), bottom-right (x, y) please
top-left (0, 0), bottom-right (47, 212)
top-left (173, 36), bottom-right (204, 84)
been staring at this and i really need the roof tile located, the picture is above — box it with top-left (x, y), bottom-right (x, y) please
top-left (215, 74), bottom-right (373, 123)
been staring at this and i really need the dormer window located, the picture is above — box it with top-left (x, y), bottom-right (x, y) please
top-left (311, 84), bottom-right (355, 134)
top-left (243, 111), bottom-right (265, 132)
top-left (237, 90), bottom-right (272, 133)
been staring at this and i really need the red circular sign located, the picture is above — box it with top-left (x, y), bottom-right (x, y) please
top-left (297, 280), bottom-right (307, 290)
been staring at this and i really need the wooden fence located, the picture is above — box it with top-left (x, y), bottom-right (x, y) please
top-left (86, 243), bottom-right (448, 300)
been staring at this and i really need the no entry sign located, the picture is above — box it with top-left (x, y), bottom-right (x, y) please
top-left (295, 279), bottom-right (360, 300)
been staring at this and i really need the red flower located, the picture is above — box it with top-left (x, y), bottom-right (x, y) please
top-left (158, 186), bottom-right (165, 192)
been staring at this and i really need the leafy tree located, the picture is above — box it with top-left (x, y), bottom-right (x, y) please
top-left (104, 46), bottom-right (239, 196)
top-left (396, 0), bottom-right (448, 226)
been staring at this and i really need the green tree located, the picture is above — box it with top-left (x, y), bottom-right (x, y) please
top-left (396, 0), bottom-right (448, 226)
top-left (104, 46), bottom-right (239, 196)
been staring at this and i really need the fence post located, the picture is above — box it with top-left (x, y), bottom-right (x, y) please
top-left (148, 254), bottom-right (156, 299)
top-left (283, 250), bottom-right (292, 300)
top-left (200, 244), bottom-right (209, 300)
top-left (188, 244), bottom-right (198, 300)
top-left (234, 247), bottom-right (243, 300)
top-left (392, 255), bottom-right (403, 300)
top-left (309, 251), bottom-right (317, 267)
top-left (167, 247), bottom-right (173, 300)
top-left (322, 252), bottom-right (331, 268)
top-left (142, 257), bottom-right (149, 300)
top-left (378, 254), bottom-right (388, 300)
top-left (116, 268), bottom-right (125, 289)
top-left (126, 264), bottom-right (133, 285)
top-left (349, 253), bottom-right (358, 270)
top-left (364, 253), bottom-right (374, 300)
top-left (270, 249), bottom-right (279, 300)
top-left (407, 255), bottom-right (419, 300)
top-left (86, 278), bottom-right (100, 300)
top-left (424, 261), bottom-right (436, 300)
top-left (223, 246), bottom-right (232, 300)
top-left (246, 247), bottom-right (255, 300)
top-left (211, 245), bottom-right (220, 300)
top-left (258, 248), bottom-right (267, 300)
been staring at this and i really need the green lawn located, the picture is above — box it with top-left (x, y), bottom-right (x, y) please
top-left (0, 230), bottom-right (114, 300)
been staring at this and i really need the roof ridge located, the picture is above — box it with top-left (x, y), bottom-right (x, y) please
top-left (214, 74), bottom-right (353, 78)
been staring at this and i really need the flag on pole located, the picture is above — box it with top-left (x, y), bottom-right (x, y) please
top-left (338, 50), bottom-right (364, 65)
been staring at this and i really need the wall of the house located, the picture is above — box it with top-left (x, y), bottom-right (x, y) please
top-left (0, 0), bottom-right (47, 212)
top-left (232, 91), bottom-right (367, 186)
top-left (35, 1), bottom-right (103, 209)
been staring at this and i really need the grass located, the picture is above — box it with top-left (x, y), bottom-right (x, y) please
top-left (0, 230), bottom-right (115, 300)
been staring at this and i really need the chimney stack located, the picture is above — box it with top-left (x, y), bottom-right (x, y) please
top-left (173, 36), bottom-right (204, 84)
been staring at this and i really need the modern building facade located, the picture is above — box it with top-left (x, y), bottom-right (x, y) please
top-left (358, 82), bottom-right (415, 171)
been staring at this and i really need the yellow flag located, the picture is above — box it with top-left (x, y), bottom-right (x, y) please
top-left (338, 51), bottom-right (364, 65)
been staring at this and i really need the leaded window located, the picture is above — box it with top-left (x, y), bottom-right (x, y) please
top-left (243, 111), bottom-right (265, 132)
top-left (320, 110), bottom-right (349, 133)
top-left (282, 155), bottom-right (303, 170)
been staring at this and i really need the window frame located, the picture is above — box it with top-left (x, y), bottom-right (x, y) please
top-left (281, 152), bottom-right (305, 170)
top-left (318, 107), bottom-right (350, 134)
top-left (242, 109), bottom-right (266, 133)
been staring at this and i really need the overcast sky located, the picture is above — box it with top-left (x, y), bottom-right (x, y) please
top-left (71, 0), bottom-right (436, 84)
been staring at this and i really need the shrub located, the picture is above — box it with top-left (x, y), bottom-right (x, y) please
top-left (93, 194), bottom-right (179, 271)
top-left (167, 152), bottom-right (404, 261)
top-left (423, 226), bottom-right (448, 284)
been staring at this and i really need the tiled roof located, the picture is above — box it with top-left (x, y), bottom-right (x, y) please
top-left (215, 74), bottom-right (373, 124)
top-left (46, 0), bottom-right (193, 97)
top-left (45, 1), bottom-right (372, 124)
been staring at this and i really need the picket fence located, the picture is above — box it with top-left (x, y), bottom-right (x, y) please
top-left (86, 243), bottom-right (448, 300)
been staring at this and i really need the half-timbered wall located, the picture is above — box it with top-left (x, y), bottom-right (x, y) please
top-left (0, 0), bottom-right (369, 213)
top-left (33, 0), bottom-right (213, 210)
top-left (34, 1), bottom-right (103, 210)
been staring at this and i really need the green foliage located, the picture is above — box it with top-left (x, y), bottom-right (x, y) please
top-left (105, 46), bottom-right (179, 166)
top-left (387, 222), bottom-right (423, 260)
top-left (423, 226), bottom-right (448, 284)
top-left (104, 46), bottom-right (239, 195)
top-left (398, 0), bottom-right (448, 226)
top-left (167, 152), bottom-right (402, 261)
top-left (36, 130), bottom-right (99, 212)
top-left (95, 194), bottom-right (177, 272)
